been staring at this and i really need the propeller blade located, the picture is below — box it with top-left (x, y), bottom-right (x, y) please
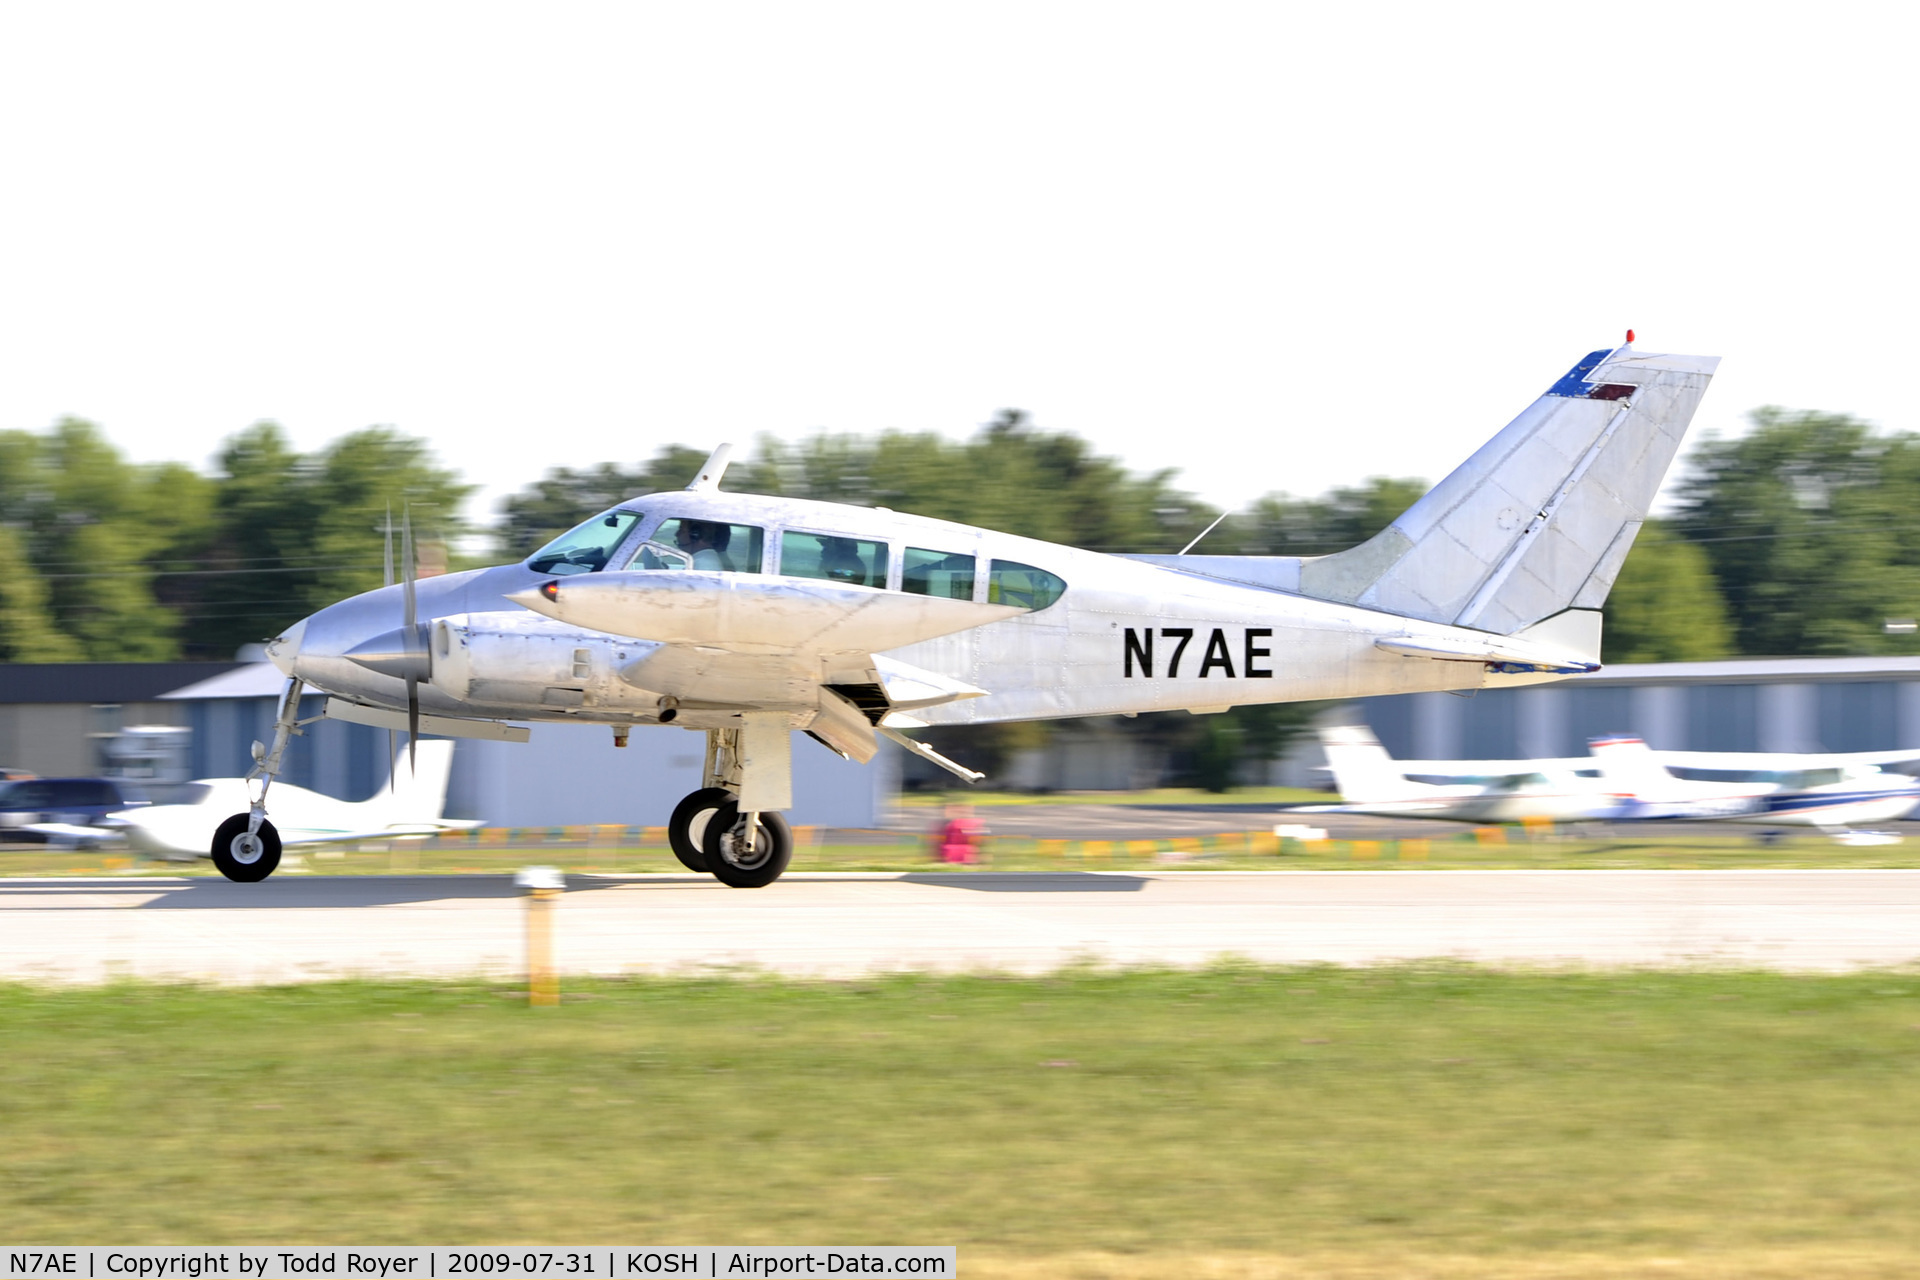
top-left (401, 503), bottom-right (418, 776)
top-left (401, 503), bottom-right (417, 630)
top-left (407, 676), bottom-right (419, 776)
top-left (384, 502), bottom-right (398, 791)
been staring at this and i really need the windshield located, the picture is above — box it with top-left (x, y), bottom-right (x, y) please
top-left (528, 510), bottom-right (641, 576)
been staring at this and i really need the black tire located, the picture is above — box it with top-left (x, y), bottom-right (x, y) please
top-left (702, 803), bottom-right (793, 888)
top-left (668, 787), bottom-right (732, 873)
top-left (211, 813), bottom-right (282, 882)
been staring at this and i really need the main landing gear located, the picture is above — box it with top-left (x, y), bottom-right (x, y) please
top-left (210, 677), bottom-right (310, 883)
top-left (664, 724), bottom-right (794, 888)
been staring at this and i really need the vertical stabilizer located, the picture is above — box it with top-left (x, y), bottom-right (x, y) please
top-left (1588, 735), bottom-right (1681, 801)
top-left (1299, 344), bottom-right (1718, 637)
top-left (1318, 724), bottom-right (1423, 803)
top-left (366, 740), bottom-right (457, 824)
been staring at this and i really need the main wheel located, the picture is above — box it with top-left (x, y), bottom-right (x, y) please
top-left (211, 814), bottom-right (282, 882)
top-left (668, 787), bottom-right (732, 873)
top-left (702, 803), bottom-right (793, 888)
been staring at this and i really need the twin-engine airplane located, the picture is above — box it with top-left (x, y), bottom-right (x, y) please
top-left (221, 337), bottom-right (1717, 885)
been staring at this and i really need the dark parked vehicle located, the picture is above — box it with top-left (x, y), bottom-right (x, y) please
top-left (0, 777), bottom-right (151, 842)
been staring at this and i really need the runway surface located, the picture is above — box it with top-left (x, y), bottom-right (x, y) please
top-left (4, 869), bottom-right (1919, 983)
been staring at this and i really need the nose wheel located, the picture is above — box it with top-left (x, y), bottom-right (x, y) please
top-left (212, 814), bottom-right (282, 882)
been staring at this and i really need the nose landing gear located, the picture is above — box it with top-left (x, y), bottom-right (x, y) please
top-left (210, 678), bottom-right (312, 883)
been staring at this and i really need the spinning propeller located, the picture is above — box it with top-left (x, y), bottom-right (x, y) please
top-left (348, 502), bottom-right (430, 775)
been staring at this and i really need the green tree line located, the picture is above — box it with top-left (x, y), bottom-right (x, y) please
top-left (0, 419), bottom-right (468, 663)
top-left (5, 406), bottom-right (1918, 670)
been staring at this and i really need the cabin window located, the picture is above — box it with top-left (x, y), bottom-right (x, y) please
top-left (528, 509), bottom-right (641, 576)
top-left (987, 559), bottom-right (1067, 611)
top-left (634, 518), bottom-right (764, 573)
top-left (781, 531), bottom-right (885, 587)
top-left (902, 548), bottom-right (976, 600)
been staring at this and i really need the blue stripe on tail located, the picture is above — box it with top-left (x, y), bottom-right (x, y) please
top-left (1546, 349), bottom-right (1614, 397)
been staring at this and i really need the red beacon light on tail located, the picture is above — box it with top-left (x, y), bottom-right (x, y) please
top-left (1625, 329), bottom-right (1635, 344)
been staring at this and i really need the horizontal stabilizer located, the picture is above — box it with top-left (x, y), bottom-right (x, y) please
top-left (512, 572), bottom-right (1022, 655)
top-left (1374, 633), bottom-right (1597, 675)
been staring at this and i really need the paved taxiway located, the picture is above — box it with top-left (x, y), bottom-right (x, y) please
top-left (4, 869), bottom-right (1919, 983)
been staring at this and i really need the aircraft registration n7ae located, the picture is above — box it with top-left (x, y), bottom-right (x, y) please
top-left (224, 338), bottom-right (1716, 886)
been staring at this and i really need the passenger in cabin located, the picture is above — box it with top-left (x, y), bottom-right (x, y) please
top-left (818, 537), bottom-right (867, 585)
top-left (676, 520), bottom-right (736, 572)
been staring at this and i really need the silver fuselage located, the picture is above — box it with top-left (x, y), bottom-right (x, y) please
top-left (274, 490), bottom-right (1563, 733)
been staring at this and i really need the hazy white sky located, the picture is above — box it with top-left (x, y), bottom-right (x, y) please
top-left (3, 3), bottom-right (1915, 527)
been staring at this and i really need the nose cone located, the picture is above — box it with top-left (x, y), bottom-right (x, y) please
top-left (265, 618), bottom-right (307, 676)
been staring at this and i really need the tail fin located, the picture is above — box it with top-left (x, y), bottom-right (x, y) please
top-left (365, 739), bottom-right (457, 823)
top-left (1318, 724), bottom-right (1424, 803)
top-left (1588, 735), bottom-right (1680, 800)
top-left (1299, 342), bottom-right (1718, 637)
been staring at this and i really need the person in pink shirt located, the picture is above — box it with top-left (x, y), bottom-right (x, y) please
top-left (935, 803), bottom-right (984, 864)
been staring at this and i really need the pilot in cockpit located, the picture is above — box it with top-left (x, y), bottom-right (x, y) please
top-left (818, 536), bottom-right (866, 585)
top-left (675, 519), bottom-right (736, 572)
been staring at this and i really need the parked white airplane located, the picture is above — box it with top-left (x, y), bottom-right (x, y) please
top-left (228, 337), bottom-right (1717, 884)
top-left (1300, 725), bottom-right (1920, 833)
top-left (1297, 724), bottom-right (1630, 823)
top-left (1588, 735), bottom-right (1920, 829)
top-left (112, 741), bottom-right (478, 861)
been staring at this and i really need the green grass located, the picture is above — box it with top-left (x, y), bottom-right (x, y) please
top-left (4, 966), bottom-right (1920, 1276)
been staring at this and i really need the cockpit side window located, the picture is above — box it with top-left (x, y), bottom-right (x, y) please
top-left (528, 510), bottom-right (642, 576)
top-left (781, 531), bottom-right (885, 587)
top-left (634, 519), bottom-right (765, 573)
top-left (987, 559), bottom-right (1067, 611)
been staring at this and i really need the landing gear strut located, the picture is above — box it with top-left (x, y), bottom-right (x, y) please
top-left (665, 723), bottom-right (795, 888)
top-left (210, 678), bottom-right (308, 883)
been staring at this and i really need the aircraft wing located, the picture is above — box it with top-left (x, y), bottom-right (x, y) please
top-left (20, 821), bottom-right (127, 846)
top-left (1646, 747), bottom-right (1920, 772)
top-left (278, 820), bottom-right (483, 847)
top-left (510, 572), bottom-right (1023, 654)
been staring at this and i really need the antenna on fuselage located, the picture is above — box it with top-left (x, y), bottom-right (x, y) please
top-left (1178, 508), bottom-right (1232, 556)
top-left (687, 443), bottom-right (734, 492)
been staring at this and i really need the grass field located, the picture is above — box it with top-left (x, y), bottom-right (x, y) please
top-left (5, 966), bottom-right (1920, 1276)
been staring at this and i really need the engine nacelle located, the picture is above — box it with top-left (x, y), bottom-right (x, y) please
top-left (433, 611), bottom-right (650, 712)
